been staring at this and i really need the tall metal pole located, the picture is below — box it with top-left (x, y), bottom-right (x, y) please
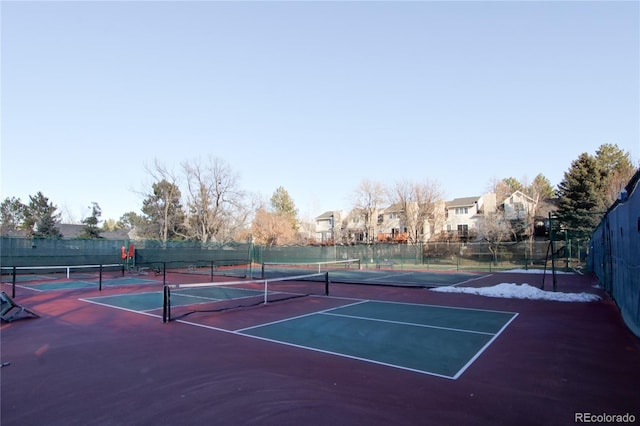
top-left (549, 212), bottom-right (557, 291)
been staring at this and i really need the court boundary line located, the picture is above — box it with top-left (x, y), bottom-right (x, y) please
top-left (12, 281), bottom-right (98, 292)
top-left (320, 311), bottom-right (496, 336)
top-left (450, 273), bottom-right (494, 287)
top-left (234, 300), bottom-right (369, 333)
top-left (344, 297), bottom-right (519, 316)
top-left (231, 299), bottom-right (517, 379)
top-left (360, 272), bottom-right (415, 282)
top-left (81, 297), bottom-right (166, 318)
top-left (235, 329), bottom-right (457, 380)
top-left (78, 290), bottom-right (518, 379)
top-left (452, 312), bottom-right (520, 379)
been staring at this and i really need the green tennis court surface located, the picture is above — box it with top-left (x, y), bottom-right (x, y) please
top-left (84, 290), bottom-right (517, 379)
top-left (84, 285), bottom-right (265, 312)
top-left (18, 277), bottom-right (159, 291)
top-left (1, 274), bottom-right (57, 283)
top-left (238, 301), bottom-right (517, 379)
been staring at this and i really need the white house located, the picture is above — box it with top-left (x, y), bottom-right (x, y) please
top-left (376, 204), bottom-right (406, 243)
top-left (314, 211), bottom-right (343, 244)
top-left (444, 193), bottom-right (496, 240)
top-left (501, 190), bottom-right (536, 221)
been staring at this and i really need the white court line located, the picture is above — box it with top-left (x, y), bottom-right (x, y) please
top-left (352, 298), bottom-right (519, 315)
top-left (449, 273), bottom-right (493, 287)
top-left (361, 272), bottom-right (415, 282)
top-left (234, 300), bottom-right (369, 333)
top-left (81, 290), bottom-right (517, 380)
top-left (80, 297), bottom-right (164, 317)
top-left (321, 311), bottom-right (496, 336)
top-left (233, 329), bottom-right (456, 380)
top-left (452, 312), bottom-right (520, 379)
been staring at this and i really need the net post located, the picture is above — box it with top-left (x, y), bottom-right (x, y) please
top-left (263, 280), bottom-right (268, 305)
top-left (99, 264), bottom-right (103, 291)
top-left (163, 262), bottom-right (167, 286)
top-left (67, 266), bottom-right (70, 279)
top-left (12, 266), bottom-right (16, 298)
top-left (261, 263), bottom-right (265, 279)
top-left (162, 286), bottom-right (170, 323)
top-left (324, 272), bottom-right (329, 296)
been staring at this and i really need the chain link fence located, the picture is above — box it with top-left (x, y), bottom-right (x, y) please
top-left (588, 169), bottom-right (640, 338)
top-left (2, 236), bottom-right (589, 273)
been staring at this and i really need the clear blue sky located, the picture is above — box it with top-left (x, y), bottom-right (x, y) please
top-left (2, 1), bottom-right (638, 223)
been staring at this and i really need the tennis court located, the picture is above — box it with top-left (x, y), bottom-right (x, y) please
top-left (2, 269), bottom-right (639, 425)
top-left (237, 300), bottom-right (516, 379)
top-left (81, 271), bottom-right (516, 379)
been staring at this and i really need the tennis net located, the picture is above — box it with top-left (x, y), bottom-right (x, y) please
top-left (134, 259), bottom-right (251, 282)
top-left (162, 272), bottom-right (329, 323)
top-left (1, 264), bottom-right (125, 296)
top-left (1, 264), bottom-right (124, 282)
top-left (259, 258), bottom-right (360, 279)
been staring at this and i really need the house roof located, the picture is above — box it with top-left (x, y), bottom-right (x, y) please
top-left (445, 196), bottom-right (480, 208)
top-left (505, 190), bottom-right (536, 204)
top-left (56, 223), bottom-right (130, 240)
top-left (1, 224), bottom-right (131, 240)
top-left (384, 203), bottom-right (404, 213)
top-left (315, 211), bottom-right (336, 220)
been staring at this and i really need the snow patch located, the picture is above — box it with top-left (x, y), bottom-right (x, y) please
top-left (431, 283), bottom-right (601, 302)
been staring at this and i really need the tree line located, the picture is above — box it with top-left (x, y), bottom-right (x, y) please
top-left (0, 144), bottom-right (636, 245)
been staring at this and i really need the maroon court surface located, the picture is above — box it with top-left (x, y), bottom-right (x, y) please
top-left (1, 271), bottom-right (639, 425)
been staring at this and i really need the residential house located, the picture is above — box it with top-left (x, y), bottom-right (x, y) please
top-left (443, 193), bottom-right (496, 241)
top-left (314, 211), bottom-right (342, 244)
top-left (498, 190), bottom-right (536, 238)
top-left (56, 224), bottom-right (132, 240)
top-left (501, 190), bottom-right (535, 221)
top-left (376, 204), bottom-right (407, 243)
top-left (342, 209), bottom-right (374, 244)
top-left (314, 192), bottom-right (508, 244)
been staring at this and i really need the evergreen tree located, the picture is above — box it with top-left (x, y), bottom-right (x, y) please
top-left (594, 143), bottom-right (637, 206)
top-left (25, 192), bottom-right (62, 238)
top-left (142, 179), bottom-right (185, 242)
top-left (502, 177), bottom-right (523, 194)
top-left (34, 213), bottom-right (63, 239)
top-left (270, 186), bottom-right (299, 230)
top-left (0, 197), bottom-right (27, 235)
top-left (118, 211), bottom-right (147, 231)
top-left (528, 174), bottom-right (555, 200)
top-left (80, 202), bottom-right (102, 238)
top-left (556, 153), bottom-right (605, 240)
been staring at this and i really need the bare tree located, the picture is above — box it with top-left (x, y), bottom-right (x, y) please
top-left (351, 179), bottom-right (386, 244)
top-left (140, 160), bottom-right (185, 243)
top-left (476, 210), bottom-right (513, 264)
top-left (182, 156), bottom-right (246, 244)
top-left (388, 178), bottom-right (444, 245)
top-left (522, 174), bottom-right (554, 262)
top-left (251, 207), bottom-right (298, 246)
